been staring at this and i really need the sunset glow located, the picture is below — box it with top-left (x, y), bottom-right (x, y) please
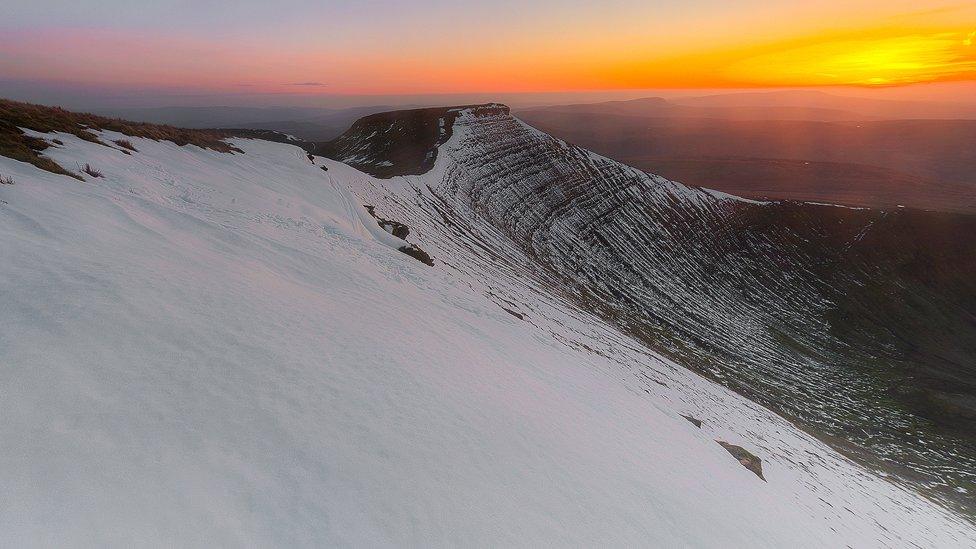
top-left (1, 1), bottom-right (975, 95)
top-left (721, 29), bottom-right (976, 87)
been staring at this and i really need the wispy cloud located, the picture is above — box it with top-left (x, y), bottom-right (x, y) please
top-left (287, 82), bottom-right (327, 87)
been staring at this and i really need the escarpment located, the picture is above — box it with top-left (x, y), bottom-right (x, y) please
top-left (332, 104), bottom-right (976, 512)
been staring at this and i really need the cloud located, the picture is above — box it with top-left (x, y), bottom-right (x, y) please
top-left (287, 82), bottom-right (327, 86)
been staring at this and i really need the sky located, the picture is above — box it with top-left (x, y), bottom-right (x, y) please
top-left (1, 1), bottom-right (975, 106)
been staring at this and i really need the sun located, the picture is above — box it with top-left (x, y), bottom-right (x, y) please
top-left (721, 28), bottom-right (976, 87)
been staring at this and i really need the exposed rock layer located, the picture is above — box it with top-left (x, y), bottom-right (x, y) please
top-left (329, 104), bottom-right (976, 513)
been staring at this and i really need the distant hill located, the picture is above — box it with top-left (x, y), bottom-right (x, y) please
top-left (89, 104), bottom-right (401, 141)
top-left (517, 105), bottom-right (976, 214)
top-left (631, 157), bottom-right (975, 212)
top-left (519, 95), bottom-right (873, 122)
top-left (671, 90), bottom-right (976, 120)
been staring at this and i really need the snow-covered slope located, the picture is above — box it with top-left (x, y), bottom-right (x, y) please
top-left (328, 105), bottom-right (976, 512)
top-left (0, 117), bottom-right (973, 547)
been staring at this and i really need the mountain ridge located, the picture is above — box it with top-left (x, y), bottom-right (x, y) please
top-left (320, 103), bottom-right (976, 514)
top-left (1, 101), bottom-right (974, 543)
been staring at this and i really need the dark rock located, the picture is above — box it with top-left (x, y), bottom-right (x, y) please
top-left (502, 307), bottom-right (524, 320)
top-left (399, 245), bottom-right (434, 266)
top-left (315, 104), bottom-right (509, 178)
top-left (717, 441), bottom-right (765, 481)
top-left (364, 205), bottom-right (410, 239)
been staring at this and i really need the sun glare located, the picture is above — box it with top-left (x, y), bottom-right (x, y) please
top-left (722, 29), bottom-right (976, 87)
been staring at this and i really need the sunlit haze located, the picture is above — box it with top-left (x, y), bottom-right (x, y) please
top-left (2, 0), bottom-right (976, 107)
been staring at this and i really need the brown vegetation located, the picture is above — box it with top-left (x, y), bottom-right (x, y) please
top-left (113, 138), bottom-right (138, 152)
top-left (0, 98), bottom-right (242, 180)
top-left (80, 163), bottom-right (103, 178)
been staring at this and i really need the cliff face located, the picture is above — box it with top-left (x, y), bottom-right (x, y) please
top-left (334, 104), bottom-right (976, 512)
top-left (315, 103), bottom-right (509, 178)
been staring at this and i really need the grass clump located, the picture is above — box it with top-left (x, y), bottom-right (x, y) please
top-left (0, 174), bottom-right (13, 185)
top-left (0, 119), bottom-right (83, 180)
top-left (113, 138), bottom-right (138, 152)
top-left (0, 98), bottom-right (243, 179)
top-left (80, 163), bottom-right (103, 178)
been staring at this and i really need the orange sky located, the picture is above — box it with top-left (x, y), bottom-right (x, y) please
top-left (1, 1), bottom-right (975, 96)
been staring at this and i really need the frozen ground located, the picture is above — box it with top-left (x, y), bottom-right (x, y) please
top-left (0, 123), bottom-right (973, 547)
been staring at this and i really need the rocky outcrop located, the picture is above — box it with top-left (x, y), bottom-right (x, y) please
top-left (718, 441), bottom-right (766, 481)
top-left (316, 104), bottom-right (509, 178)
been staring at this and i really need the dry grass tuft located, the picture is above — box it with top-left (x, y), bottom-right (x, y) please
top-left (0, 98), bottom-right (243, 179)
top-left (113, 138), bottom-right (138, 152)
top-left (0, 174), bottom-right (13, 185)
top-left (80, 163), bottom-right (103, 178)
